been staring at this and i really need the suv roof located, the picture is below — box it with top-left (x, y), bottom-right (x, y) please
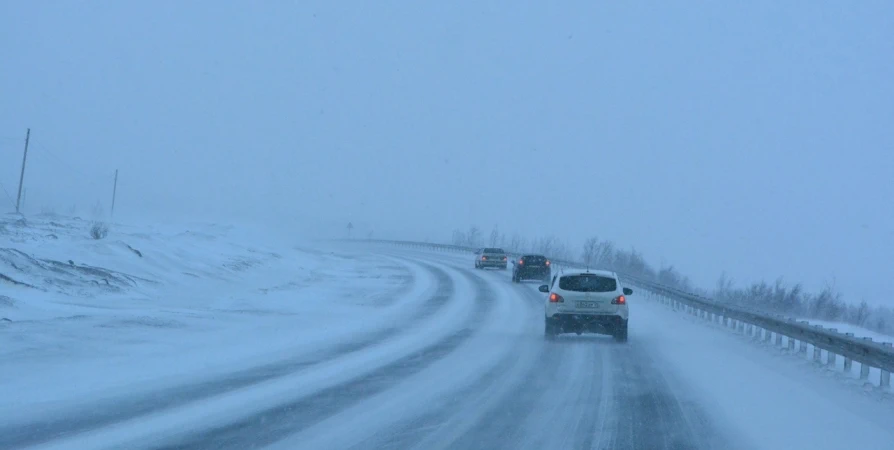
top-left (482, 248), bottom-right (505, 253)
top-left (558, 268), bottom-right (617, 278)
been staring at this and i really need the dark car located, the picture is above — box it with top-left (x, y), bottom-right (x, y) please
top-left (512, 254), bottom-right (551, 282)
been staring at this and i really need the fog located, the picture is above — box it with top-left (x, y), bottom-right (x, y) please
top-left (1, 1), bottom-right (892, 304)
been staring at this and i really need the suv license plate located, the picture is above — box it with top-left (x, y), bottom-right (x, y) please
top-left (576, 301), bottom-right (599, 308)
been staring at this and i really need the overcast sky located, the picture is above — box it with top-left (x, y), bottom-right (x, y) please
top-left (1, 1), bottom-right (892, 304)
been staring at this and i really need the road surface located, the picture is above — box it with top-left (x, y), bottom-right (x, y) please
top-left (8, 245), bottom-right (891, 450)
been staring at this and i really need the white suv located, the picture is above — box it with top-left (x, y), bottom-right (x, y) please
top-left (540, 269), bottom-right (631, 342)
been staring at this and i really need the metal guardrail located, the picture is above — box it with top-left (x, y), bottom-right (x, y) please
top-left (352, 238), bottom-right (894, 389)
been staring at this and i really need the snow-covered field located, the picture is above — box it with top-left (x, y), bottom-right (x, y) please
top-left (0, 215), bottom-right (418, 439)
top-left (3, 225), bottom-right (894, 450)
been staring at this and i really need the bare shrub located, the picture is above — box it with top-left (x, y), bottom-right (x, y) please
top-left (90, 222), bottom-right (109, 240)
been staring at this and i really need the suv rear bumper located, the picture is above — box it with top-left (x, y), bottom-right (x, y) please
top-left (546, 313), bottom-right (626, 335)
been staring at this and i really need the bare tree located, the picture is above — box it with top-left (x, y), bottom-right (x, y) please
top-left (551, 240), bottom-right (571, 260)
top-left (489, 225), bottom-right (501, 247)
top-left (715, 271), bottom-right (734, 298)
top-left (581, 238), bottom-right (616, 269)
top-left (592, 240), bottom-right (615, 269)
top-left (467, 226), bottom-right (481, 248)
top-left (582, 237), bottom-right (599, 266)
top-left (853, 300), bottom-right (871, 326)
top-left (535, 235), bottom-right (559, 256)
top-left (452, 229), bottom-right (467, 246)
top-left (508, 233), bottom-right (522, 252)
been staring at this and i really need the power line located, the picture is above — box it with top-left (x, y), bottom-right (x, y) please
top-left (31, 140), bottom-right (106, 181)
top-left (0, 180), bottom-right (16, 209)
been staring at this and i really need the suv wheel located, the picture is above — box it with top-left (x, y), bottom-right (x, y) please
top-left (613, 320), bottom-right (629, 343)
top-left (544, 318), bottom-right (558, 340)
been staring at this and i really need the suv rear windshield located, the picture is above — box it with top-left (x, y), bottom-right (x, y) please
top-left (483, 248), bottom-right (505, 254)
top-left (523, 255), bottom-right (546, 265)
top-left (559, 274), bottom-right (617, 292)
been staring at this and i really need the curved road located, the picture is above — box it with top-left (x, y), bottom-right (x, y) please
top-left (14, 247), bottom-right (738, 450)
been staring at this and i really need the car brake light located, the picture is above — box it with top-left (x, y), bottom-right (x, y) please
top-left (545, 260), bottom-right (550, 266)
top-left (481, 256), bottom-right (487, 261)
top-left (612, 295), bottom-right (626, 305)
top-left (502, 256), bottom-right (507, 261)
top-left (549, 293), bottom-right (564, 303)
top-left (518, 259), bottom-right (524, 265)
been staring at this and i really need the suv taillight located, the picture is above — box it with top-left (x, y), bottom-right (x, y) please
top-left (481, 256), bottom-right (487, 261)
top-left (545, 260), bottom-right (551, 266)
top-left (502, 256), bottom-right (507, 261)
top-left (549, 293), bottom-right (564, 303)
top-left (518, 259), bottom-right (524, 265)
top-left (612, 295), bottom-right (626, 305)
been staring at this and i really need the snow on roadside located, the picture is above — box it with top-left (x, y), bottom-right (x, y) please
top-left (633, 298), bottom-right (894, 450)
top-left (0, 214), bottom-right (416, 424)
top-left (795, 318), bottom-right (894, 344)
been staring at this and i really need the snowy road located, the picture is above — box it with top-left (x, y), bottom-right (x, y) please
top-left (7, 244), bottom-right (894, 450)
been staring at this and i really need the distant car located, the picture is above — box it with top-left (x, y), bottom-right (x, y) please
top-left (512, 254), bottom-right (551, 283)
top-left (541, 269), bottom-right (632, 342)
top-left (474, 247), bottom-right (508, 269)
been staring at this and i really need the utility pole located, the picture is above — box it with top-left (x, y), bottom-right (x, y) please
top-left (21, 188), bottom-right (27, 213)
top-left (15, 128), bottom-right (30, 214)
top-left (110, 169), bottom-right (119, 217)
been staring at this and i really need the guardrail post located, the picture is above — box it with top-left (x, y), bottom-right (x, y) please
top-left (764, 328), bottom-right (772, 343)
top-left (882, 343), bottom-right (893, 389)
top-left (843, 333), bottom-right (854, 372)
top-left (787, 336), bottom-right (795, 352)
top-left (813, 345), bottom-right (822, 364)
top-left (826, 329), bottom-right (839, 368)
top-left (799, 339), bottom-right (807, 356)
top-left (775, 332), bottom-right (783, 347)
top-left (860, 338), bottom-right (872, 380)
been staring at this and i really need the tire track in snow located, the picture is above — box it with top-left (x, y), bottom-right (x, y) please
top-left (3, 257), bottom-right (445, 450)
top-left (149, 259), bottom-right (498, 450)
top-left (362, 278), bottom-right (550, 450)
top-left (274, 264), bottom-right (541, 450)
top-left (603, 343), bottom-right (728, 450)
